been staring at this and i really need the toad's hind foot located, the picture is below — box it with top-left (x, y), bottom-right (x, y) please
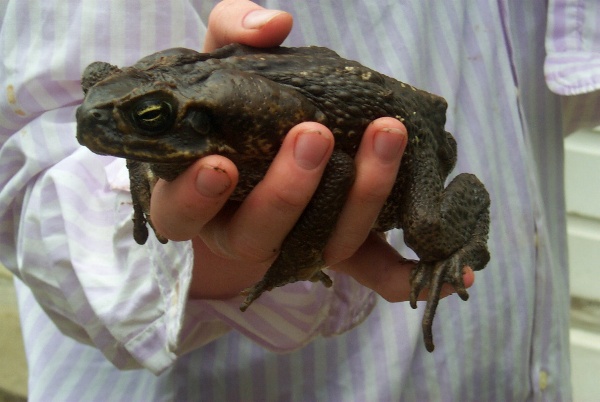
top-left (409, 254), bottom-right (470, 352)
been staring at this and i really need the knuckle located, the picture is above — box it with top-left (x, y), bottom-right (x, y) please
top-left (351, 173), bottom-right (396, 207)
top-left (373, 273), bottom-right (405, 303)
top-left (356, 185), bottom-right (393, 205)
top-left (326, 235), bottom-right (364, 265)
top-left (228, 232), bottom-right (279, 264)
top-left (270, 187), bottom-right (311, 212)
top-left (370, 263), bottom-right (409, 303)
top-left (379, 292), bottom-right (396, 303)
top-left (380, 291), bottom-right (403, 303)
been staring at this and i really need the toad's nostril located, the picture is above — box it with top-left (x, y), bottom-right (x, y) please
top-left (89, 109), bottom-right (109, 122)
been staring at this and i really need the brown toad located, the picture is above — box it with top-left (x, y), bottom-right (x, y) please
top-left (76, 44), bottom-right (490, 351)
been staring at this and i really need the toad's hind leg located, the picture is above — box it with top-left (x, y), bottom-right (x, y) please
top-left (240, 150), bottom-right (355, 311)
top-left (406, 173), bottom-right (490, 351)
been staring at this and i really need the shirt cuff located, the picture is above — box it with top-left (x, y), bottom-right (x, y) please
top-left (148, 229), bottom-right (377, 365)
top-left (544, 0), bottom-right (600, 95)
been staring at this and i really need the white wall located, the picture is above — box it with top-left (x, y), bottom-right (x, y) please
top-left (565, 126), bottom-right (600, 400)
top-left (566, 128), bottom-right (600, 302)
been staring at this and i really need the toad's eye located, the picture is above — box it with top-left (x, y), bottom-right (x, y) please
top-left (131, 100), bottom-right (174, 133)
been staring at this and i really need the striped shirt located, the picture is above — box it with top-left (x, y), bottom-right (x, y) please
top-left (1, 0), bottom-right (599, 400)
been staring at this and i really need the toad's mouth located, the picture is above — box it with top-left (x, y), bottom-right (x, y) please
top-left (77, 129), bottom-right (207, 162)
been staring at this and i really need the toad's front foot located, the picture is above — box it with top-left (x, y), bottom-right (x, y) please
top-left (409, 254), bottom-right (471, 352)
top-left (240, 270), bottom-right (333, 312)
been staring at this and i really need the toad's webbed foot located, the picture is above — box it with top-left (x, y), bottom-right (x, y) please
top-left (409, 214), bottom-right (490, 352)
top-left (405, 173), bottom-right (490, 351)
top-left (409, 235), bottom-right (490, 352)
top-left (409, 254), bottom-right (471, 352)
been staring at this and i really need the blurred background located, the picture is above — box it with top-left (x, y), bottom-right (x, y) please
top-left (0, 263), bottom-right (26, 402)
top-left (565, 125), bottom-right (600, 400)
top-left (1, 125), bottom-right (599, 401)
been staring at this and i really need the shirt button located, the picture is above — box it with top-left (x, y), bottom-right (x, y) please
top-left (539, 371), bottom-right (548, 390)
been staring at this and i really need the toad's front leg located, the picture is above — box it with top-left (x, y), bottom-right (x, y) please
top-left (126, 159), bottom-right (167, 245)
top-left (405, 173), bottom-right (490, 351)
top-left (240, 150), bottom-right (356, 310)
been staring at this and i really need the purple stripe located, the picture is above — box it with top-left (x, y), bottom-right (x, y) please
top-left (292, 2), bottom-right (332, 46)
top-left (125, 0), bottom-right (143, 54)
top-left (62, 2), bottom-right (83, 84)
top-left (206, 303), bottom-right (319, 352)
top-left (548, 0), bottom-right (570, 52)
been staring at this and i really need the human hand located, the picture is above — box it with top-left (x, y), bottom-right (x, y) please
top-left (150, 0), bottom-right (474, 302)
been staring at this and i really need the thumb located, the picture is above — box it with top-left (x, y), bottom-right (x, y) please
top-left (204, 0), bottom-right (293, 52)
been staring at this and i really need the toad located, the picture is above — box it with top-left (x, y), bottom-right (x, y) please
top-left (76, 44), bottom-right (490, 351)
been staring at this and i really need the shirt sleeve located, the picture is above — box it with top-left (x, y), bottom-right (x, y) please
top-left (544, 0), bottom-right (600, 133)
top-left (10, 137), bottom-right (376, 374)
top-left (545, 0), bottom-right (600, 96)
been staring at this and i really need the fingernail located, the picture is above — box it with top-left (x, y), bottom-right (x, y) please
top-left (196, 165), bottom-right (232, 198)
top-left (294, 129), bottom-right (331, 170)
top-left (243, 9), bottom-right (285, 29)
top-left (373, 128), bottom-right (406, 163)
